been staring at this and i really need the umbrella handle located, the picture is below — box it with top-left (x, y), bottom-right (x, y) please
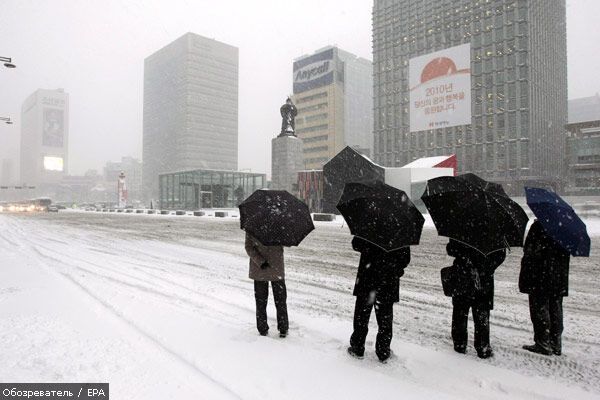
top-left (503, 237), bottom-right (511, 253)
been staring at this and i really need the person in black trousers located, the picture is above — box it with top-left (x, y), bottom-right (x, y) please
top-left (245, 233), bottom-right (289, 337)
top-left (445, 239), bottom-right (506, 359)
top-left (520, 220), bottom-right (570, 356)
top-left (347, 236), bottom-right (411, 363)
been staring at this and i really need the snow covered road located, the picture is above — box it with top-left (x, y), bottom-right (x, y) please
top-left (1, 211), bottom-right (599, 399)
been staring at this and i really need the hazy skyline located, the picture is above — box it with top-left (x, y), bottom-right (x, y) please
top-left (1, 0), bottom-right (599, 181)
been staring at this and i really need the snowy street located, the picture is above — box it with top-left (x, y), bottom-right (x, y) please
top-left (1, 211), bottom-right (599, 399)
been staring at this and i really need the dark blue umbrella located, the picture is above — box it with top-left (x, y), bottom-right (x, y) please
top-left (525, 187), bottom-right (590, 257)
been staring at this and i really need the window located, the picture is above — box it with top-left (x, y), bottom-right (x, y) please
top-left (521, 140), bottom-right (529, 166)
top-left (509, 141), bottom-right (518, 169)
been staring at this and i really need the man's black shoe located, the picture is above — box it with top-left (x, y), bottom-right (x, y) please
top-left (454, 344), bottom-right (467, 354)
top-left (477, 347), bottom-right (494, 359)
top-left (347, 346), bottom-right (364, 359)
top-left (523, 344), bottom-right (552, 356)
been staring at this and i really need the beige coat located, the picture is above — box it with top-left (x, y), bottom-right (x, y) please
top-left (245, 233), bottom-right (285, 281)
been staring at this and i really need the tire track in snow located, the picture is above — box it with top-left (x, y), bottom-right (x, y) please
top-left (3, 216), bottom-right (243, 400)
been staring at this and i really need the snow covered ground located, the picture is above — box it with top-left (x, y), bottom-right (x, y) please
top-left (0, 211), bottom-right (599, 400)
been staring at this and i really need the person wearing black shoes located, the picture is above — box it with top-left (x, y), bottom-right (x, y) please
top-left (245, 232), bottom-right (289, 338)
top-left (347, 236), bottom-right (411, 363)
top-left (520, 220), bottom-right (571, 356)
top-left (443, 239), bottom-right (506, 359)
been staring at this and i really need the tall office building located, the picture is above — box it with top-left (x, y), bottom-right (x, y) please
top-left (372, 0), bottom-right (567, 192)
top-left (292, 46), bottom-right (373, 170)
top-left (20, 88), bottom-right (69, 185)
top-left (142, 32), bottom-right (239, 202)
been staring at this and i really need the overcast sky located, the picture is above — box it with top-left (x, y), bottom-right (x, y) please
top-left (1, 0), bottom-right (599, 181)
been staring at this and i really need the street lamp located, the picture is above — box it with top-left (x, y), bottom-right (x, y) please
top-left (0, 117), bottom-right (13, 125)
top-left (1, 56), bottom-right (16, 69)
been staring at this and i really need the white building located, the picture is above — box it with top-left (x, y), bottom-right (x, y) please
top-left (142, 33), bottom-right (239, 203)
top-left (20, 88), bottom-right (69, 185)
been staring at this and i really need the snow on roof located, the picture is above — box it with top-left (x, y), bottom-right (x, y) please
top-left (401, 155), bottom-right (454, 168)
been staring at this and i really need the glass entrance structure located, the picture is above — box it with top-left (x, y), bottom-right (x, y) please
top-left (159, 169), bottom-right (266, 210)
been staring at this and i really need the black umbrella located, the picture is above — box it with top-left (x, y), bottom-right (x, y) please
top-left (421, 173), bottom-right (528, 254)
top-left (239, 189), bottom-right (314, 246)
top-left (336, 181), bottom-right (425, 251)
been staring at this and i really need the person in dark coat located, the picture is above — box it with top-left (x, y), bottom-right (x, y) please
top-left (245, 232), bottom-right (289, 337)
top-left (445, 239), bottom-right (506, 359)
top-left (347, 236), bottom-right (411, 363)
top-left (519, 220), bottom-right (570, 356)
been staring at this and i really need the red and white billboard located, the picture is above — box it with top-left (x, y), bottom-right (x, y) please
top-left (409, 43), bottom-right (471, 132)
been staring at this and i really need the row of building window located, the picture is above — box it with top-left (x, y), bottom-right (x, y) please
top-left (303, 146), bottom-right (328, 154)
top-left (305, 157), bottom-right (329, 165)
top-left (301, 134), bottom-right (328, 144)
top-left (296, 91), bottom-right (328, 104)
top-left (296, 124), bottom-right (328, 134)
top-left (304, 113), bottom-right (328, 124)
top-left (297, 102), bottom-right (328, 113)
top-left (376, 141), bottom-right (530, 172)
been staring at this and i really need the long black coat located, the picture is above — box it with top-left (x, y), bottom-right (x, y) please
top-left (352, 237), bottom-right (410, 304)
top-left (446, 239), bottom-right (506, 310)
top-left (519, 220), bottom-right (570, 297)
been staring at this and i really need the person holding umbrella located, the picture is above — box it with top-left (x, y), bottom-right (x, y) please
top-left (347, 236), bottom-right (411, 362)
top-left (422, 173), bottom-right (527, 358)
top-left (337, 181), bottom-right (424, 363)
top-left (245, 232), bottom-right (288, 337)
top-left (239, 189), bottom-right (315, 338)
top-left (444, 240), bottom-right (506, 358)
top-left (520, 187), bottom-right (591, 356)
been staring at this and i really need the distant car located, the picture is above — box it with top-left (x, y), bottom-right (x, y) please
top-left (48, 206), bottom-right (59, 212)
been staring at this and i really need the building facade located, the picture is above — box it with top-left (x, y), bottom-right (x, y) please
top-left (292, 46), bottom-right (373, 170)
top-left (20, 88), bottom-right (69, 185)
top-left (565, 95), bottom-right (600, 195)
top-left (372, 0), bottom-right (567, 193)
top-left (158, 169), bottom-right (266, 210)
top-left (143, 33), bottom-right (239, 203)
top-left (1, 159), bottom-right (13, 184)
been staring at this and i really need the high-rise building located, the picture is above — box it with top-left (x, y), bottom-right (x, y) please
top-left (142, 32), bottom-right (239, 202)
top-left (20, 88), bottom-right (69, 185)
top-left (292, 46), bottom-right (373, 170)
top-left (372, 0), bottom-right (567, 193)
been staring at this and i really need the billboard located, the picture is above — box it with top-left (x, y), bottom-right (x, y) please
top-left (43, 156), bottom-right (64, 172)
top-left (293, 48), bottom-right (335, 93)
top-left (409, 43), bottom-right (471, 132)
top-left (42, 108), bottom-right (64, 147)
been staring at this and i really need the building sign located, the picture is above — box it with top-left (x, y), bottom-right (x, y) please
top-left (409, 43), bottom-right (471, 132)
top-left (293, 48), bottom-right (335, 93)
top-left (42, 108), bottom-right (65, 147)
top-left (43, 156), bottom-right (64, 172)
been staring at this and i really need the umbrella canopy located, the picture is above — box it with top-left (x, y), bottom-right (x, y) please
top-left (336, 181), bottom-right (425, 251)
top-left (421, 173), bottom-right (528, 255)
top-left (239, 189), bottom-right (314, 246)
top-left (525, 187), bottom-right (590, 257)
